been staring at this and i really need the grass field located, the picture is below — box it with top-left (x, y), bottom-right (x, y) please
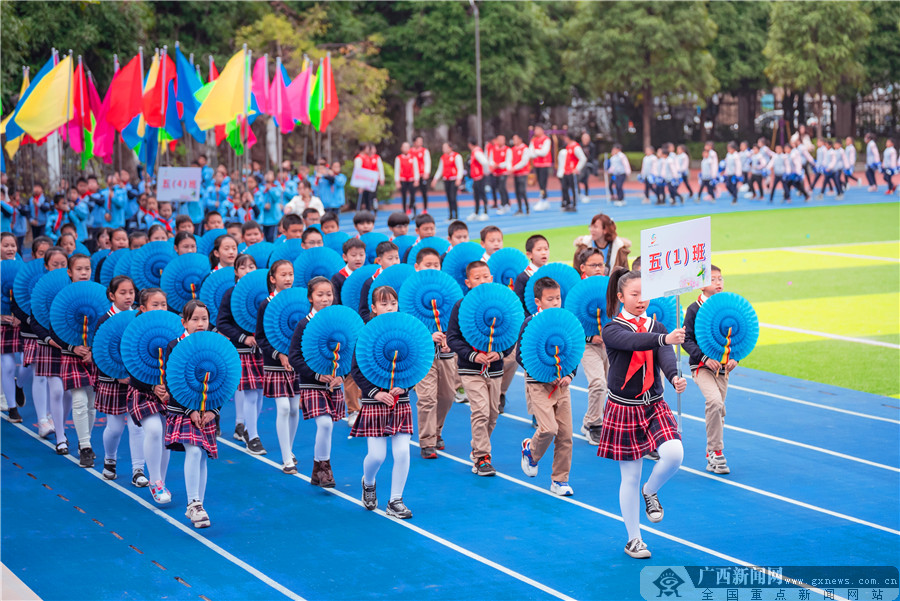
top-left (506, 203), bottom-right (900, 398)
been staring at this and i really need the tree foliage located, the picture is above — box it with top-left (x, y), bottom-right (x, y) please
top-left (709, 1), bottom-right (770, 93)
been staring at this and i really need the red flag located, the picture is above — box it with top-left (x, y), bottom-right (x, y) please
top-left (319, 53), bottom-right (339, 133)
top-left (62, 61), bottom-right (90, 153)
top-left (143, 52), bottom-right (176, 128)
top-left (105, 55), bottom-right (144, 132)
top-left (209, 57), bottom-right (226, 146)
top-left (91, 71), bottom-right (115, 164)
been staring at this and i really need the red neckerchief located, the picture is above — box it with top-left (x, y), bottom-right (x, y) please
top-left (53, 209), bottom-right (65, 233)
top-left (525, 263), bottom-right (538, 277)
top-left (373, 267), bottom-right (383, 278)
top-left (212, 264), bottom-right (224, 272)
top-left (339, 266), bottom-right (352, 277)
top-left (107, 189), bottom-right (113, 212)
top-left (620, 313), bottom-right (653, 397)
top-left (110, 304), bottom-right (121, 315)
top-left (160, 216), bottom-right (172, 234)
top-left (178, 330), bottom-right (189, 341)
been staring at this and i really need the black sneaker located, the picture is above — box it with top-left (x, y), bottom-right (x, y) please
top-left (642, 487), bottom-right (664, 523)
top-left (435, 437), bottom-right (445, 451)
top-left (15, 384), bottom-right (26, 407)
top-left (643, 450), bottom-right (660, 461)
top-left (587, 426), bottom-right (603, 445)
top-left (386, 498), bottom-right (412, 519)
top-left (498, 393), bottom-right (506, 414)
top-left (472, 455), bottom-right (496, 477)
top-left (247, 437), bottom-right (267, 455)
top-left (102, 459), bottom-right (117, 480)
top-left (87, 447), bottom-right (96, 461)
top-left (361, 477), bottom-right (377, 510)
top-left (79, 447), bottom-right (94, 468)
top-left (132, 469), bottom-right (149, 488)
top-left (233, 423), bottom-right (245, 441)
top-left (56, 442), bottom-right (69, 455)
top-left (420, 446), bottom-right (437, 459)
top-left (7, 406), bottom-right (22, 423)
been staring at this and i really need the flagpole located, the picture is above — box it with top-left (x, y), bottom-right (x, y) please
top-left (138, 47), bottom-right (146, 189)
top-left (113, 54), bottom-right (120, 176)
top-left (263, 53), bottom-right (270, 174)
top-left (275, 56), bottom-right (282, 185)
top-left (208, 55), bottom-right (216, 167)
top-left (65, 50), bottom-right (73, 185)
top-left (159, 45), bottom-right (167, 174)
top-left (243, 45), bottom-right (251, 186)
top-left (77, 56), bottom-right (87, 174)
top-left (326, 52), bottom-right (332, 163)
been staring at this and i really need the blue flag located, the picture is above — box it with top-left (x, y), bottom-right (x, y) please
top-left (5, 56), bottom-right (55, 140)
top-left (174, 46), bottom-right (205, 144)
top-left (163, 79), bottom-right (183, 140)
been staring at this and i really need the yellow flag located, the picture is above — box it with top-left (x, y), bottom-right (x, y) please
top-left (15, 55), bottom-right (74, 141)
top-left (1, 71), bottom-right (30, 159)
top-left (195, 49), bottom-right (248, 130)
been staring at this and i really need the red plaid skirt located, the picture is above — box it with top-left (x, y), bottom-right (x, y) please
top-left (94, 379), bottom-right (128, 415)
top-left (0, 323), bottom-right (21, 354)
top-left (60, 354), bottom-right (92, 391)
top-left (165, 413), bottom-right (218, 459)
top-left (299, 386), bottom-right (346, 421)
top-left (239, 352), bottom-right (263, 391)
top-left (33, 342), bottom-right (62, 377)
top-left (22, 338), bottom-right (37, 366)
top-left (597, 398), bottom-right (681, 461)
top-left (127, 387), bottom-right (165, 425)
top-left (263, 369), bottom-right (296, 399)
top-left (350, 400), bottom-right (413, 438)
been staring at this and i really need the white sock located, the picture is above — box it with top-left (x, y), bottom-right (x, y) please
top-left (32, 374), bottom-right (49, 422)
top-left (643, 439), bottom-right (684, 495)
top-left (70, 387), bottom-right (96, 448)
top-left (48, 377), bottom-right (67, 445)
top-left (313, 415), bottom-right (333, 461)
top-left (618, 459), bottom-right (643, 541)
top-left (1, 354), bottom-right (18, 406)
top-left (234, 393), bottom-right (244, 427)
top-left (184, 444), bottom-right (203, 502)
top-left (390, 433), bottom-right (411, 501)
top-left (363, 437), bottom-right (387, 486)
top-left (102, 414), bottom-right (127, 461)
top-left (241, 390), bottom-right (263, 440)
top-left (127, 416), bottom-right (145, 472)
top-left (142, 413), bottom-right (169, 484)
top-left (275, 397), bottom-right (299, 465)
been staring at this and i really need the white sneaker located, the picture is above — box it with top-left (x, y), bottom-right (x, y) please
top-left (624, 538), bottom-right (651, 559)
top-left (185, 501), bottom-right (211, 528)
top-left (550, 481), bottom-right (574, 496)
top-left (466, 212), bottom-right (478, 222)
top-left (533, 200), bottom-right (547, 212)
top-left (38, 419), bottom-right (54, 439)
top-left (496, 206), bottom-right (506, 215)
top-left (345, 411), bottom-right (359, 427)
top-left (520, 439), bottom-right (538, 477)
top-left (150, 481), bottom-right (172, 505)
top-left (706, 450), bottom-right (730, 474)
top-left (613, 200), bottom-right (624, 207)
top-left (477, 213), bottom-right (489, 221)
top-left (454, 387), bottom-right (468, 403)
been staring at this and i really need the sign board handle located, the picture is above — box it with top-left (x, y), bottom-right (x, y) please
top-left (675, 294), bottom-right (683, 434)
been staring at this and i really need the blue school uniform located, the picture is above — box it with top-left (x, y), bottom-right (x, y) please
top-left (0, 200), bottom-right (29, 236)
top-left (258, 185), bottom-right (282, 227)
top-left (201, 165), bottom-right (214, 188)
top-left (30, 193), bottom-right (51, 229)
top-left (44, 209), bottom-right (70, 241)
top-left (69, 198), bottom-right (90, 241)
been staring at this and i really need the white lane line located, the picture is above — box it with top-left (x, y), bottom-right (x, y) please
top-left (759, 322), bottom-right (900, 350)
top-left (408, 440), bottom-right (852, 601)
top-left (728, 384), bottom-right (900, 425)
top-left (498, 411), bottom-right (899, 536)
top-left (714, 240), bottom-right (899, 255)
top-left (215, 438), bottom-right (577, 601)
top-left (784, 247), bottom-right (900, 262)
top-left (1, 415), bottom-right (306, 601)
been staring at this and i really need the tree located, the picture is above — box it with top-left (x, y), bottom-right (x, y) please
top-left (764, 2), bottom-right (872, 138)
top-left (709, 1), bottom-right (770, 137)
top-left (564, 1), bottom-right (718, 148)
top-left (862, 1), bottom-right (900, 129)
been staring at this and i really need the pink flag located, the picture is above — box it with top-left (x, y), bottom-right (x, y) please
top-left (251, 56), bottom-right (270, 116)
top-left (62, 60), bottom-right (90, 153)
top-left (91, 72), bottom-right (116, 163)
top-left (268, 68), bottom-right (293, 134)
top-left (287, 60), bottom-right (311, 125)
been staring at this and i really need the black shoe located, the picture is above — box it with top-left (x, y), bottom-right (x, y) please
top-left (15, 384), bottom-right (25, 407)
top-left (79, 447), bottom-right (94, 468)
top-left (247, 437), bottom-right (267, 455)
top-left (7, 406), bottom-right (22, 423)
top-left (233, 423), bottom-right (245, 441)
top-left (102, 459), bottom-right (117, 480)
top-left (435, 437), bottom-right (445, 451)
top-left (386, 498), bottom-right (413, 519)
top-left (56, 442), bottom-right (69, 455)
top-left (361, 477), bottom-right (377, 510)
top-left (642, 487), bottom-right (664, 523)
top-left (472, 455), bottom-right (496, 477)
top-left (498, 393), bottom-right (506, 414)
top-left (643, 450), bottom-right (660, 461)
top-left (87, 447), bottom-right (96, 461)
top-left (132, 469), bottom-right (149, 488)
top-left (587, 426), bottom-right (603, 445)
top-left (420, 446), bottom-right (437, 459)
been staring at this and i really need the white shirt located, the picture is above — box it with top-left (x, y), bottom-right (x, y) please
top-left (608, 152), bottom-right (631, 176)
top-left (723, 152), bottom-right (742, 177)
top-left (640, 154), bottom-right (657, 178)
top-left (676, 152), bottom-right (690, 174)
top-left (884, 146), bottom-right (898, 169)
top-left (844, 145), bottom-right (856, 167)
top-left (866, 140), bottom-right (881, 165)
top-left (700, 156), bottom-right (717, 180)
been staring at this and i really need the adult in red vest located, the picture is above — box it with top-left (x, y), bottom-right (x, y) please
top-left (556, 131), bottom-right (587, 213)
top-left (467, 138), bottom-right (490, 222)
top-left (431, 142), bottom-right (464, 221)
top-left (529, 125), bottom-right (553, 207)
top-left (353, 143), bottom-right (385, 212)
top-left (484, 136), bottom-right (497, 209)
top-left (489, 134), bottom-right (512, 215)
top-left (394, 142), bottom-right (421, 216)
top-left (410, 136), bottom-right (432, 213)
top-left (510, 134), bottom-right (532, 215)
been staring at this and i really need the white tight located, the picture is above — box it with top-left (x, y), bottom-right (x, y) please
top-left (617, 439), bottom-right (684, 541)
top-left (363, 434), bottom-right (412, 501)
top-left (70, 387), bottom-right (96, 448)
top-left (16, 363), bottom-right (34, 409)
top-left (183, 443), bottom-right (208, 504)
top-left (141, 413), bottom-right (170, 485)
top-left (313, 415), bottom-right (333, 461)
top-left (103, 414), bottom-right (146, 471)
top-left (237, 390), bottom-right (264, 440)
top-left (1, 354), bottom-right (18, 407)
top-left (48, 377), bottom-right (70, 445)
top-left (31, 373), bottom-right (50, 423)
top-left (274, 396), bottom-right (300, 465)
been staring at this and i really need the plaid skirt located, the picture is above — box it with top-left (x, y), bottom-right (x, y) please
top-left (127, 387), bottom-right (165, 425)
top-left (22, 338), bottom-right (37, 366)
top-left (33, 342), bottom-right (62, 378)
top-left (94, 379), bottom-right (128, 415)
top-left (60, 354), bottom-right (92, 391)
top-left (350, 400), bottom-right (413, 438)
top-left (597, 398), bottom-right (681, 461)
top-left (299, 386), bottom-right (346, 421)
top-left (263, 369), bottom-right (296, 399)
top-left (239, 352), bottom-right (264, 391)
top-left (164, 412), bottom-right (218, 459)
top-left (0, 323), bottom-right (21, 354)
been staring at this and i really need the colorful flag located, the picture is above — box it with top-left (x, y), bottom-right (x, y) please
top-left (105, 54), bottom-right (143, 132)
top-left (175, 45), bottom-right (205, 144)
top-left (62, 58), bottom-right (91, 154)
top-left (163, 79), bottom-right (183, 141)
top-left (251, 55), bottom-right (270, 116)
top-left (15, 54), bottom-right (75, 141)
top-left (269, 62), bottom-right (293, 134)
top-left (309, 53), bottom-right (339, 132)
top-left (1, 69), bottom-right (30, 159)
top-left (4, 55), bottom-right (55, 141)
top-left (207, 58), bottom-right (227, 146)
top-left (195, 48), bottom-right (251, 131)
top-left (91, 70), bottom-right (116, 164)
top-left (142, 51), bottom-right (176, 129)
top-left (287, 56), bottom-right (312, 126)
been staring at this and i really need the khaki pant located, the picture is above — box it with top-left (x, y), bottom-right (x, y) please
top-left (461, 374), bottom-right (502, 458)
top-left (415, 356), bottom-right (457, 447)
top-left (693, 368), bottom-right (728, 452)
top-left (525, 381), bottom-right (573, 482)
top-left (500, 349), bottom-right (518, 395)
top-left (344, 377), bottom-right (361, 413)
top-left (580, 342), bottom-right (609, 429)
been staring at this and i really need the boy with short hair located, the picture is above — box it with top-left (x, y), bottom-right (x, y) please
top-left (241, 220), bottom-right (264, 246)
top-left (353, 210), bottom-right (376, 237)
top-left (282, 214), bottom-right (305, 240)
top-left (514, 234), bottom-right (550, 311)
top-left (682, 265), bottom-right (736, 475)
top-left (332, 238), bottom-right (367, 305)
top-left (387, 211), bottom-right (410, 239)
top-left (320, 211), bottom-right (340, 234)
top-left (357, 241), bottom-right (400, 322)
top-left (128, 230), bottom-right (148, 250)
top-left (301, 207), bottom-right (320, 228)
top-left (446, 260), bottom-right (514, 476)
top-left (175, 214), bottom-right (194, 234)
top-left (447, 220), bottom-right (469, 247)
top-left (413, 247), bottom-right (459, 459)
top-left (401, 213), bottom-right (436, 262)
top-left (479, 225), bottom-right (503, 263)
top-left (203, 210), bottom-right (224, 232)
top-left (300, 227), bottom-right (323, 249)
top-left (517, 277), bottom-right (575, 496)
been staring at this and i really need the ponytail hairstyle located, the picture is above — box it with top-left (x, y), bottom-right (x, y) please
top-left (233, 254), bottom-right (257, 282)
top-left (606, 267), bottom-right (640, 319)
top-left (306, 276), bottom-right (333, 301)
top-left (209, 234), bottom-right (230, 268)
top-left (137, 287), bottom-right (166, 314)
top-left (266, 259), bottom-right (293, 294)
top-left (106, 275), bottom-right (136, 303)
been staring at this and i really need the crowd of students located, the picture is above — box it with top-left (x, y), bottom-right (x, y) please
top-left (0, 195), bottom-right (749, 560)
